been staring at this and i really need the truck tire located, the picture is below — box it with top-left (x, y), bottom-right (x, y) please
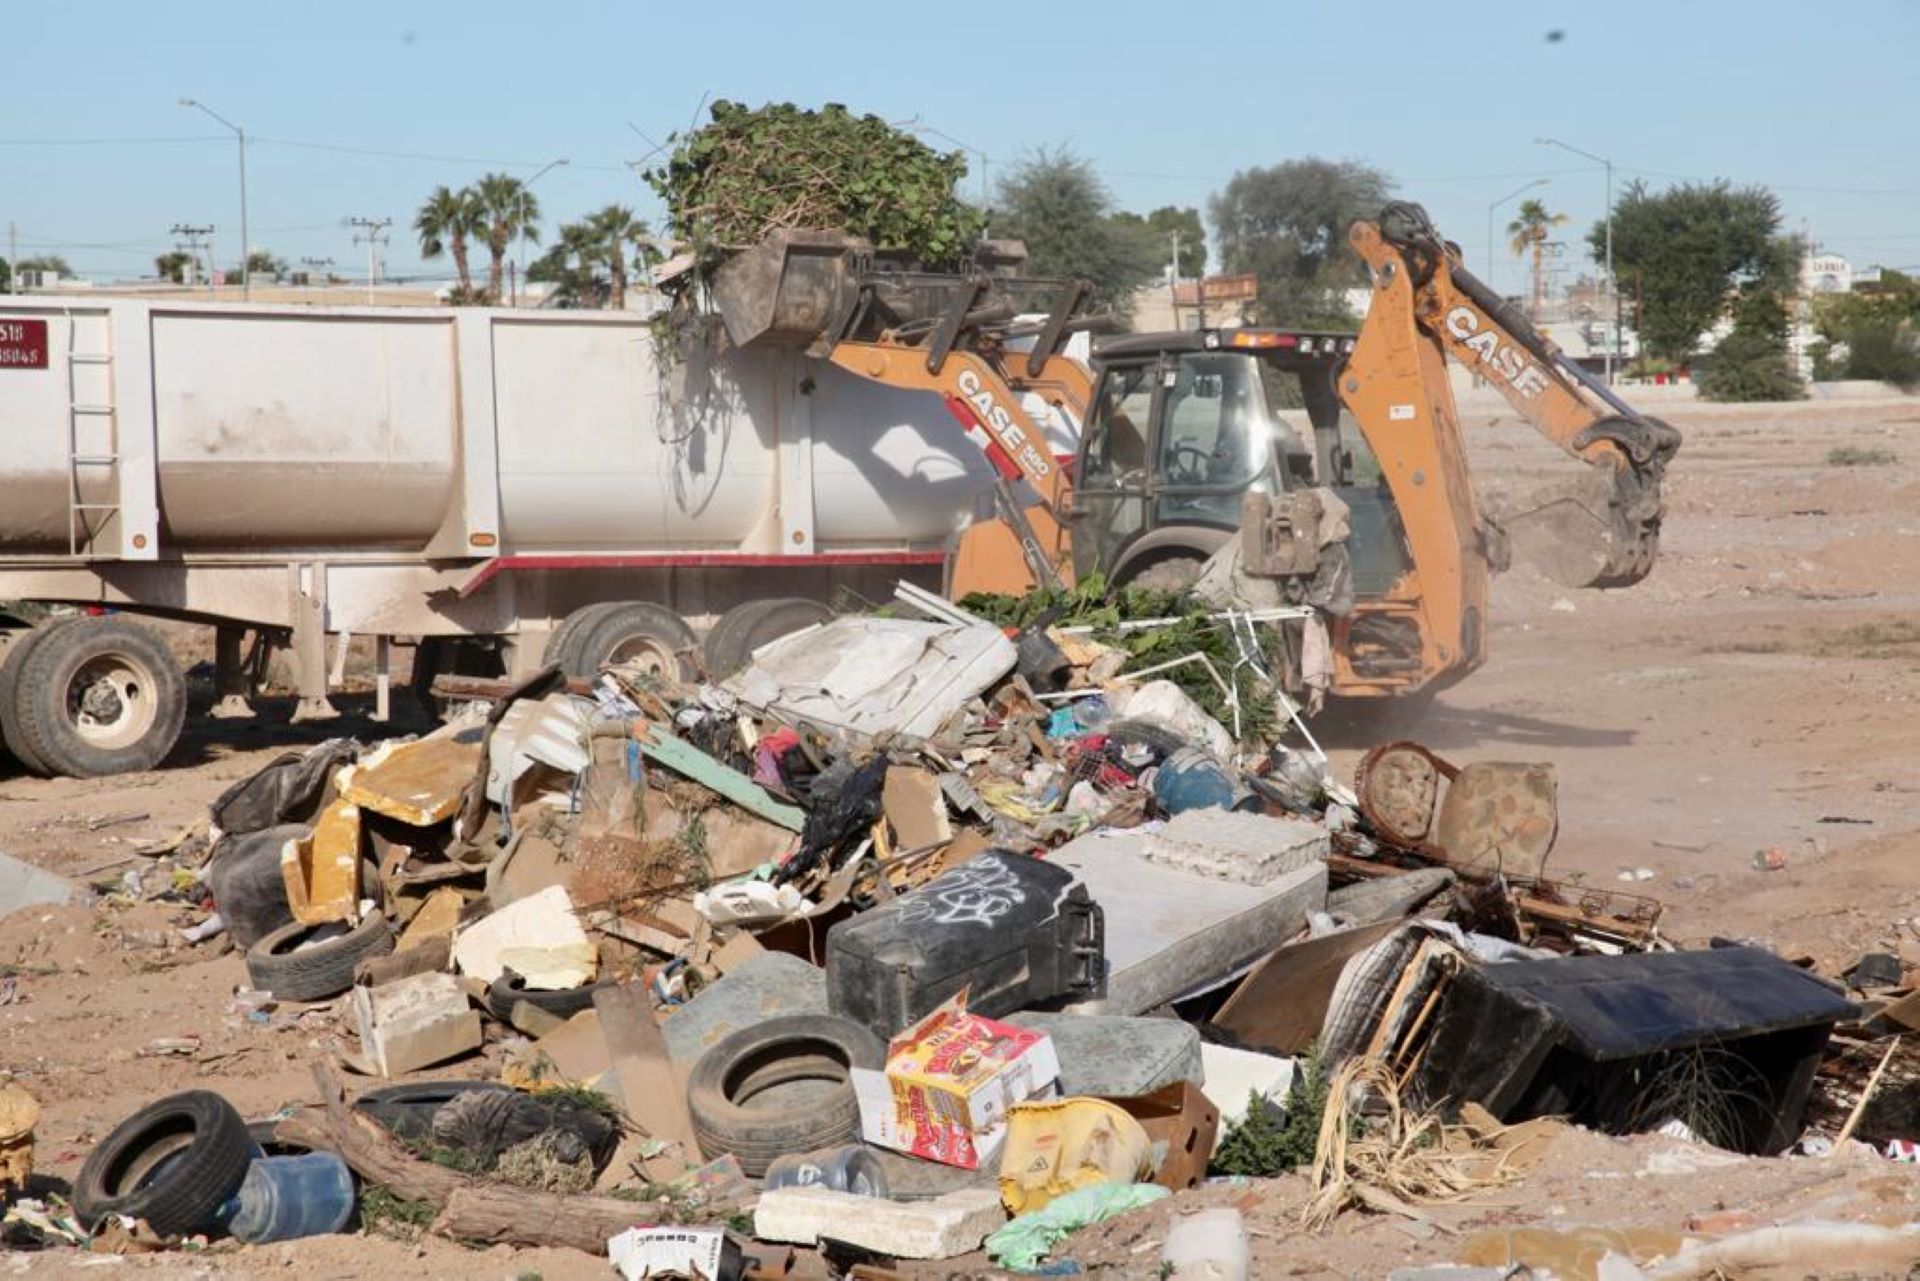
top-left (354, 1081), bottom-right (515, 1143)
top-left (483, 971), bottom-right (614, 1023)
top-left (0, 620), bottom-right (68, 775)
top-left (13, 617), bottom-right (186, 778)
top-left (72, 1090), bottom-right (254, 1235)
top-left (565, 602), bottom-right (698, 683)
top-left (542, 601), bottom-right (623, 672)
top-left (686, 1015), bottom-right (883, 1175)
top-left (245, 913), bottom-right (394, 1002)
top-left (702, 598), bottom-right (833, 678)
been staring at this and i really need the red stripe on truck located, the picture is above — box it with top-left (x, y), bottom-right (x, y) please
top-left (457, 550), bottom-right (947, 598)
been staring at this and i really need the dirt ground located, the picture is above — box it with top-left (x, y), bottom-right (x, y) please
top-left (2, 393), bottom-right (1919, 1277)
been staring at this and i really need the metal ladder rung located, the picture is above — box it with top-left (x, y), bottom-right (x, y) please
top-left (71, 453), bottom-right (119, 465)
top-left (71, 404), bottom-right (115, 416)
top-left (68, 353), bottom-right (112, 366)
top-left (72, 503), bottom-right (120, 512)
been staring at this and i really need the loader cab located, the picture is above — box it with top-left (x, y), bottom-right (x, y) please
top-left (1075, 328), bottom-right (1405, 589)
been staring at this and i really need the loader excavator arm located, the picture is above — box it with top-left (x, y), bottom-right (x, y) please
top-left (1348, 202), bottom-right (1681, 588)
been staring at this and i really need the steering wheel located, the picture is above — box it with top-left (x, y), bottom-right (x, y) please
top-left (1168, 443), bottom-right (1214, 485)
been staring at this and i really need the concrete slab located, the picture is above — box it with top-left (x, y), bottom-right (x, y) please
top-left (0, 853), bottom-right (70, 919)
top-left (753, 1185), bottom-right (1006, 1259)
top-left (1142, 809), bottom-right (1328, 885)
top-left (1005, 1011), bottom-right (1202, 1097)
top-left (1050, 830), bottom-right (1327, 1015)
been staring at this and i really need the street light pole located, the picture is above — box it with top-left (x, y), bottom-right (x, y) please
top-left (1536, 136), bottom-right (1614, 385)
top-left (516, 158), bottom-right (568, 307)
top-left (1487, 178), bottom-right (1550, 292)
top-left (180, 98), bottom-right (249, 300)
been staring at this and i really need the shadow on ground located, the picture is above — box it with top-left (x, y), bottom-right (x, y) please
top-left (1311, 696), bottom-right (1637, 753)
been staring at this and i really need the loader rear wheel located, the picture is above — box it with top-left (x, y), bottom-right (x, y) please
top-left (14, 617), bottom-right (185, 778)
top-left (566, 602), bottom-right (698, 684)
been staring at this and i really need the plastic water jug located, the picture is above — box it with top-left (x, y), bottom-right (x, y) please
top-left (228, 1153), bottom-right (355, 1244)
top-left (762, 1144), bottom-right (889, 1198)
top-left (1152, 747), bottom-right (1257, 814)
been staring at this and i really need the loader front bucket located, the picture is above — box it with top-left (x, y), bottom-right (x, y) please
top-left (709, 229), bottom-right (864, 351)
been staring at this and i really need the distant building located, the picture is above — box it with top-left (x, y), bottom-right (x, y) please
top-left (1130, 273), bottom-right (1258, 331)
top-left (1802, 252), bottom-right (1853, 295)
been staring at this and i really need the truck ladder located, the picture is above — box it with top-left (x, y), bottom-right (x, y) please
top-left (62, 312), bottom-right (119, 557)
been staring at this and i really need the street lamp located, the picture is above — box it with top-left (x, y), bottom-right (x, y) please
top-left (1487, 178), bottom-right (1550, 290)
top-left (180, 98), bottom-right (250, 300)
top-left (1536, 136), bottom-right (1614, 384)
top-left (516, 158), bottom-right (568, 307)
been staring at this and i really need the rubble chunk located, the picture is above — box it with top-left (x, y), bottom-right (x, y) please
top-left (1142, 809), bottom-right (1329, 885)
top-left (352, 970), bottom-right (483, 1077)
top-left (752, 1185), bottom-right (1007, 1259)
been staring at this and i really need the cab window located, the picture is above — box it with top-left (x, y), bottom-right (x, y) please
top-left (1157, 352), bottom-right (1266, 489)
top-left (1080, 363), bottom-right (1154, 489)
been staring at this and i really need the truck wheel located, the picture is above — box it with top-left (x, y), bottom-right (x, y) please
top-left (14, 617), bottom-right (186, 778)
top-left (702, 598), bottom-right (832, 678)
top-left (0, 621), bottom-right (69, 774)
top-left (565, 602), bottom-right (697, 683)
top-left (541, 602), bottom-right (622, 674)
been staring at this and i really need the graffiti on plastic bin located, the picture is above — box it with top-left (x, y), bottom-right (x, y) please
top-left (897, 856), bottom-right (1027, 929)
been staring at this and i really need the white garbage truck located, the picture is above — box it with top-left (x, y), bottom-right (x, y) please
top-left (0, 293), bottom-right (1059, 776)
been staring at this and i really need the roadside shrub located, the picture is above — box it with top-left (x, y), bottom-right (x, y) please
top-left (1696, 328), bottom-right (1805, 403)
top-left (1841, 319), bottom-right (1920, 391)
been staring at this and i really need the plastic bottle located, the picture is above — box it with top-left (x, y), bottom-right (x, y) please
top-left (761, 1144), bottom-right (889, 1198)
top-left (228, 1153), bottom-right (356, 1244)
top-left (1159, 1206), bottom-right (1250, 1280)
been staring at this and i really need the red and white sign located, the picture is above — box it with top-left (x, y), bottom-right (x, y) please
top-left (0, 319), bottom-right (48, 370)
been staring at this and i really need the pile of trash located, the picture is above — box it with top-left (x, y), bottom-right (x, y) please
top-left (9, 584), bottom-right (1896, 1277)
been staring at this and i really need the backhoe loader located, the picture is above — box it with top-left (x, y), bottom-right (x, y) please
top-left (709, 202), bottom-right (1680, 700)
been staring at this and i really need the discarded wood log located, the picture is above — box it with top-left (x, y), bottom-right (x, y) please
top-left (280, 1060), bottom-right (653, 1253)
top-left (1835, 1035), bottom-right (1901, 1148)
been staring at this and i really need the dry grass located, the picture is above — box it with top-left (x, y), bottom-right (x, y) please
top-left (1700, 618), bottom-right (1920, 662)
top-left (1303, 1057), bottom-right (1525, 1231)
top-left (1828, 446), bottom-right (1898, 467)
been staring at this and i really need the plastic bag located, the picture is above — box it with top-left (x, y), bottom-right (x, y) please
top-left (986, 1181), bottom-right (1169, 1272)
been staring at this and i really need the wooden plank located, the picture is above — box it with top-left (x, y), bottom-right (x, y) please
top-left (594, 980), bottom-right (700, 1164)
top-left (638, 724), bottom-right (805, 831)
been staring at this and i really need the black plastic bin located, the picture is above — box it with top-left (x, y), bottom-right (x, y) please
top-left (825, 850), bottom-right (1104, 1037)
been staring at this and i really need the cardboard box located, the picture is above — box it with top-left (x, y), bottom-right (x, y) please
top-left (851, 994), bottom-right (1059, 1169)
top-left (1101, 1081), bottom-right (1220, 1191)
top-left (606, 1225), bottom-right (740, 1280)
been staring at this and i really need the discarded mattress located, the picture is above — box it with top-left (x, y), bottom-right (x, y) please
top-left (723, 617), bottom-right (1016, 743)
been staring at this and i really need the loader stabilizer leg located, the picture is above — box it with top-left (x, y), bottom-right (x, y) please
top-left (209, 625), bottom-right (257, 720)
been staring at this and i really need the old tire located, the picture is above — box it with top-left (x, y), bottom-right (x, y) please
top-left (483, 971), bottom-right (613, 1023)
top-left (354, 1081), bottom-right (514, 1143)
top-left (565, 602), bottom-right (697, 683)
top-left (542, 602), bottom-right (623, 672)
top-left (702, 598), bottom-right (833, 678)
top-left (0, 621), bottom-right (68, 775)
top-left (12, 617), bottom-right (185, 778)
top-left (73, 1090), bottom-right (254, 1235)
top-left (245, 913), bottom-right (394, 1002)
top-left (686, 1014), bottom-right (883, 1176)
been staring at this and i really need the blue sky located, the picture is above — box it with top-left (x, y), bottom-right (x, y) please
top-left (7, 0), bottom-right (1918, 297)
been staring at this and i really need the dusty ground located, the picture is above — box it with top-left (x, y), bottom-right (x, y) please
top-left (2, 393), bottom-right (1919, 1277)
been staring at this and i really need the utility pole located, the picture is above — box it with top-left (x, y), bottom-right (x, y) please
top-left (6, 222), bottom-right (14, 294)
top-left (180, 99), bottom-right (249, 300)
top-left (1168, 229), bottom-right (1181, 322)
top-left (171, 224), bottom-right (216, 297)
top-left (515, 158), bottom-right (567, 307)
top-left (345, 217), bottom-right (391, 305)
top-left (1537, 137), bottom-right (1615, 385)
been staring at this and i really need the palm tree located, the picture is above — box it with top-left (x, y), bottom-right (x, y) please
top-left (473, 172), bottom-right (541, 303)
top-left (1507, 198), bottom-right (1569, 321)
top-left (415, 185), bottom-right (483, 299)
top-left (529, 220), bottom-right (607, 307)
top-left (586, 205), bottom-right (650, 310)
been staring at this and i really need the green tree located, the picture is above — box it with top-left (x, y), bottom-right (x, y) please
top-left (528, 220), bottom-right (607, 308)
top-left (246, 249), bottom-right (286, 279)
top-left (1210, 158), bottom-right (1391, 326)
top-left (1111, 206), bottom-right (1208, 277)
top-left (154, 251), bottom-right (192, 284)
top-left (473, 173), bottom-right (541, 303)
top-left (416, 184), bottom-right (484, 300)
top-left (1599, 180), bottom-right (1792, 365)
top-left (0, 258), bottom-right (8, 292)
top-left (1811, 274), bottom-right (1920, 388)
top-left (993, 147), bottom-right (1162, 312)
top-left (15, 254), bottom-right (73, 279)
top-left (1506, 198), bottom-right (1568, 320)
top-left (587, 205), bottom-right (651, 310)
